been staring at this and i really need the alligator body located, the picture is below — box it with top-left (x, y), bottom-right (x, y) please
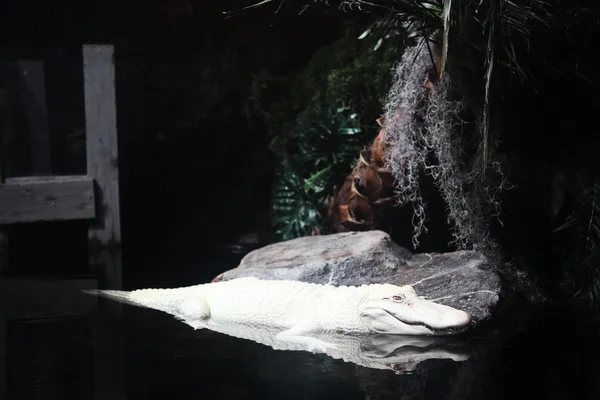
top-left (83, 277), bottom-right (471, 340)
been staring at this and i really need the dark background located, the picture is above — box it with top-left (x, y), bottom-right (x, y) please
top-left (0, 0), bottom-right (373, 285)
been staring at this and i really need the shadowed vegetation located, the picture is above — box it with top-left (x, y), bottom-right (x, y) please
top-left (239, 0), bottom-right (600, 309)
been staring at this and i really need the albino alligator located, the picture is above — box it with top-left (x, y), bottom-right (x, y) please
top-left (83, 277), bottom-right (471, 342)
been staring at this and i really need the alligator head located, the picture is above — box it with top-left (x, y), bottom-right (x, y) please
top-left (359, 284), bottom-right (471, 335)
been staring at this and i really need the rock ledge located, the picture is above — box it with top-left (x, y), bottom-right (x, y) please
top-left (213, 231), bottom-right (502, 325)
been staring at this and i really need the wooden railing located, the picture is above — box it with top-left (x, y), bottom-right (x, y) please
top-left (0, 44), bottom-right (124, 399)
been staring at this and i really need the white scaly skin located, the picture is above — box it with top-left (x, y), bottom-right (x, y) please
top-left (84, 277), bottom-right (471, 341)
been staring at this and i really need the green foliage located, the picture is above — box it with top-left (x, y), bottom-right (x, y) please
top-left (271, 105), bottom-right (364, 239)
top-left (242, 0), bottom-right (600, 307)
top-left (343, 0), bottom-right (600, 304)
top-left (244, 23), bottom-right (401, 136)
top-left (244, 23), bottom-right (404, 240)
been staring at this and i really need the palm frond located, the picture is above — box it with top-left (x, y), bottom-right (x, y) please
top-left (223, 0), bottom-right (278, 15)
top-left (223, 0), bottom-right (340, 16)
top-left (343, 0), bottom-right (443, 39)
top-left (439, 0), bottom-right (452, 78)
top-left (479, 0), bottom-right (501, 180)
top-left (341, 0), bottom-right (554, 177)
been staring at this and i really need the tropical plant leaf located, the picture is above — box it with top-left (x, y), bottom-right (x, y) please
top-left (439, 0), bottom-right (452, 78)
top-left (247, 23), bottom-right (401, 240)
top-left (270, 104), bottom-right (368, 239)
top-left (223, 0), bottom-right (278, 15)
top-left (338, 0), bottom-right (554, 178)
top-left (480, 0), bottom-right (501, 179)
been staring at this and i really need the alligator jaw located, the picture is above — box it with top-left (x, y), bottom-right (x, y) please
top-left (360, 298), bottom-right (472, 336)
top-left (385, 310), bottom-right (470, 336)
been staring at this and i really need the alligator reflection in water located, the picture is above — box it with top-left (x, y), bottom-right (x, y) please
top-left (198, 321), bottom-right (473, 374)
top-left (7, 303), bottom-right (600, 400)
top-left (356, 334), bottom-right (471, 373)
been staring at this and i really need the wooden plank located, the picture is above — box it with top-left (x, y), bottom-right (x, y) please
top-left (0, 277), bottom-right (97, 319)
top-left (15, 60), bottom-right (52, 174)
top-left (83, 45), bottom-right (121, 246)
top-left (0, 175), bottom-right (95, 224)
top-left (83, 44), bottom-right (122, 290)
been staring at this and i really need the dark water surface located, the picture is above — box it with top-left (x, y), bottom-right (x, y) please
top-left (4, 248), bottom-right (600, 400)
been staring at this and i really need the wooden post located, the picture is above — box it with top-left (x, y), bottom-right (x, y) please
top-left (83, 45), bottom-right (126, 399)
top-left (83, 45), bottom-right (122, 291)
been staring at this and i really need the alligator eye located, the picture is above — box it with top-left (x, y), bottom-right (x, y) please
top-left (391, 294), bottom-right (405, 302)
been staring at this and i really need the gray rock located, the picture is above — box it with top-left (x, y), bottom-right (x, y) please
top-left (213, 231), bottom-right (502, 327)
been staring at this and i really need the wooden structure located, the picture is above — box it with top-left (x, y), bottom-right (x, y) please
top-left (0, 45), bottom-right (124, 399)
